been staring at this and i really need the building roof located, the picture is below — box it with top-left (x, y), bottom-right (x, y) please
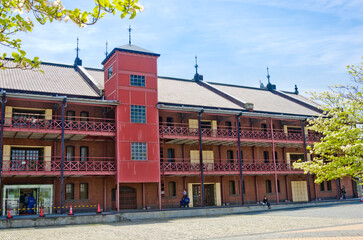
top-left (84, 67), bottom-right (105, 89)
top-left (158, 77), bottom-right (244, 110)
top-left (209, 82), bottom-right (320, 116)
top-left (0, 61), bottom-right (101, 98)
top-left (101, 44), bottom-right (160, 64)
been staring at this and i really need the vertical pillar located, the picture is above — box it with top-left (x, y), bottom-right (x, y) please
top-left (60, 97), bottom-right (66, 213)
top-left (0, 91), bottom-right (6, 193)
top-left (270, 118), bottom-right (279, 204)
top-left (301, 120), bottom-right (311, 202)
top-left (158, 181), bottom-right (162, 210)
top-left (285, 175), bottom-right (289, 201)
top-left (103, 177), bottom-right (107, 211)
top-left (255, 176), bottom-right (259, 203)
top-left (337, 179), bottom-right (341, 200)
top-left (236, 114), bottom-right (244, 205)
top-left (198, 110), bottom-right (204, 208)
top-left (115, 105), bottom-right (120, 212)
top-left (142, 182), bottom-right (145, 209)
top-left (220, 176), bottom-right (224, 205)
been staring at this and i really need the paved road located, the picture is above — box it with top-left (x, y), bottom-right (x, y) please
top-left (1, 202), bottom-right (362, 240)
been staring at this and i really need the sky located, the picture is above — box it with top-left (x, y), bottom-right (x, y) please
top-left (3, 0), bottom-right (363, 95)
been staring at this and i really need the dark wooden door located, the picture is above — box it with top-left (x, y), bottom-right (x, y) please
top-left (119, 186), bottom-right (137, 209)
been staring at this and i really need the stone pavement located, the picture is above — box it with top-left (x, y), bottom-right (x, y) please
top-left (0, 202), bottom-right (362, 240)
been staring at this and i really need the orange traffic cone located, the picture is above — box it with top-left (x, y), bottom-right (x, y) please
top-left (360, 195), bottom-right (363, 202)
top-left (96, 204), bottom-right (102, 214)
top-left (39, 206), bottom-right (45, 217)
top-left (6, 208), bottom-right (12, 219)
top-left (68, 205), bottom-right (74, 216)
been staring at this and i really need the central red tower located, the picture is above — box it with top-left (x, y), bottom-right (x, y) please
top-left (102, 44), bottom-right (160, 186)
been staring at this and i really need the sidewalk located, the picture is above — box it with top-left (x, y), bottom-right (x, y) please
top-left (0, 199), bottom-right (360, 229)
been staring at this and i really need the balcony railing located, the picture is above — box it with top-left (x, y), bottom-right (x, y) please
top-left (160, 158), bottom-right (302, 174)
top-left (4, 113), bottom-right (115, 132)
top-left (159, 123), bottom-right (322, 142)
top-left (1, 156), bottom-right (116, 174)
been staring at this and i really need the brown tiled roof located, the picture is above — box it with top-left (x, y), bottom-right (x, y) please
top-left (0, 61), bottom-right (101, 97)
top-left (158, 77), bottom-right (244, 110)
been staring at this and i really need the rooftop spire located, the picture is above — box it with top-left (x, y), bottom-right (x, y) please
top-left (128, 25), bottom-right (132, 45)
top-left (74, 37), bottom-right (82, 66)
top-left (266, 67), bottom-right (271, 84)
top-left (195, 55), bottom-right (198, 75)
top-left (294, 84), bottom-right (299, 94)
top-left (105, 41), bottom-right (108, 58)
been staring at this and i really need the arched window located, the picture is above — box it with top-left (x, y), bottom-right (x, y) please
top-left (168, 181), bottom-right (176, 197)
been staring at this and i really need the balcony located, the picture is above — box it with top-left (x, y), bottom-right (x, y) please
top-left (3, 113), bottom-right (116, 140)
top-left (1, 156), bottom-right (116, 176)
top-left (159, 123), bottom-right (321, 146)
top-left (160, 158), bottom-right (303, 175)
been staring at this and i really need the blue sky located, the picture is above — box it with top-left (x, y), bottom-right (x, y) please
top-left (4, 0), bottom-right (363, 95)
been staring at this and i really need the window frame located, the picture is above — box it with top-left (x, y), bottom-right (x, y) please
top-left (266, 180), bottom-right (272, 194)
top-left (107, 65), bottom-right (113, 80)
top-left (80, 146), bottom-right (89, 162)
top-left (130, 105), bottom-right (146, 123)
top-left (229, 180), bottom-right (236, 195)
top-left (66, 145), bottom-right (75, 161)
top-left (131, 142), bottom-right (147, 161)
top-left (130, 74), bottom-right (145, 87)
top-left (168, 181), bottom-right (176, 197)
top-left (66, 110), bottom-right (76, 121)
top-left (65, 183), bottom-right (74, 200)
top-left (79, 183), bottom-right (89, 200)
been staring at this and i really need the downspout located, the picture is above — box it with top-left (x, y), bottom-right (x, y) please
top-left (60, 97), bottom-right (67, 213)
top-left (270, 118), bottom-right (279, 204)
top-left (301, 120), bottom-right (311, 201)
top-left (198, 109), bottom-right (204, 208)
top-left (0, 90), bottom-right (7, 197)
top-left (236, 113), bottom-right (244, 205)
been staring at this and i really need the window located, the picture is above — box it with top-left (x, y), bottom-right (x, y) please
top-left (168, 181), bottom-right (176, 197)
top-left (66, 111), bottom-right (75, 121)
top-left (327, 181), bottom-right (332, 191)
top-left (274, 151), bottom-right (278, 162)
top-left (79, 183), bottom-right (88, 200)
top-left (131, 105), bottom-right (146, 123)
top-left (264, 151), bottom-right (269, 163)
top-left (107, 65), bottom-right (113, 79)
top-left (266, 180), bottom-right (272, 193)
top-left (261, 123), bottom-right (267, 132)
top-left (11, 148), bottom-right (43, 170)
top-left (289, 154), bottom-right (305, 163)
top-left (161, 181), bottom-right (165, 197)
top-left (131, 143), bottom-right (147, 160)
top-left (130, 74), bottom-right (145, 87)
top-left (167, 148), bottom-right (175, 162)
top-left (65, 183), bottom-right (74, 200)
top-left (277, 180), bottom-right (280, 193)
top-left (227, 150), bottom-right (234, 163)
top-left (66, 145), bottom-right (75, 161)
top-left (320, 182), bottom-right (325, 191)
top-left (111, 188), bottom-right (116, 201)
top-left (80, 111), bottom-right (89, 121)
top-left (80, 146), bottom-right (89, 162)
top-left (166, 117), bottom-right (174, 127)
top-left (159, 117), bottom-right (162, 126)
top-left (229, 181), bottom-right (236, 195)
top-left (225, 121), bottom-right (232, 130)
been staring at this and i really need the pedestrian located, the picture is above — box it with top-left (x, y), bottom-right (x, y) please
top-left (183, 189), bottom-right (187, 197)
top-left (27, 193), bottom-right (36, 214)
top-left (262, 196), bottom-right (271, 209)
top-left (19, 191), bottom-right (25, 214)
top-left (341, 186), bottom-right (346, 199)
top-left (183, 194), bottom-right (190, 208)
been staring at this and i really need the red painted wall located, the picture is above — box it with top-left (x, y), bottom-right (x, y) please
top-left (104, 49), bottom-right (160, 183)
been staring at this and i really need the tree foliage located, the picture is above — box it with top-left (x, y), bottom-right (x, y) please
top-left (293, 58), bottom-right (363, 183)
top-left (0, 0), bottom-right (143, 70)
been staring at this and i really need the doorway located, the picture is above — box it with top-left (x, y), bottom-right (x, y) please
top-left (119, 186), bottom-right (137, 209)
top-left (192, 184), bottom-right (215, 207)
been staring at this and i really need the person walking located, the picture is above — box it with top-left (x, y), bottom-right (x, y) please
top-left (28, 193), bottom-right (36, 214)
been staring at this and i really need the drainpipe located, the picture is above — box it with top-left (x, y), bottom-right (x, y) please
top-left (270, 118), bottom-right (279, 204)
top-left (301, 120), bottom-right (311, 202)
top-left (60, 97), bottom-right (67, 213)
top-left (236, 113), bottom-right (244, 205)
top-left (198, 110), bottom-right (204, 207)
top-left (0, 90), bottom-right (7, 196)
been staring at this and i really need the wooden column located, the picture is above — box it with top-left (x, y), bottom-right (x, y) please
top-left (270, 118), bottom-right (279, 204)
top-left (255, 176), bottom-right (259, 202)
top-left (301, 120), bottom-right (311, 202)
top-left (198, 110), bottom-right (204, 208)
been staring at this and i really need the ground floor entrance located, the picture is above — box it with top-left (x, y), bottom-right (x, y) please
top-left (2, 184), bottom-right (53, 216)
top-left (188, 182), bottom-right (221, 207)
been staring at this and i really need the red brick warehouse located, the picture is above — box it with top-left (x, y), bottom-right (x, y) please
top-left (0, 41), bottom-right (357, 216)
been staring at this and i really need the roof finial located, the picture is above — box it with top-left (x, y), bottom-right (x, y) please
top-left (266, 67), bottom-right (271, 84)
top-left (294, 84), bottom-right (299, 94)
top-left (128, 25), bottom-right (132, 45)
top-left (195, 55), bottom-right (198, 75)
top-left (74, 37), bottom-right (82, 66)
top-left (105, 41), bottom-right (108, 58)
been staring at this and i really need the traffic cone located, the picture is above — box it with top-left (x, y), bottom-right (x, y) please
top-left (39, 206), bottom-right (45, 217)
top-left (360, 195), bottom-right (363, 202)
top-left (6, 208), bottom-right (12, 219)
top-left (68, 205), bottom-right (74, 216)
top-left (96, 204), bottom-right (102, 214)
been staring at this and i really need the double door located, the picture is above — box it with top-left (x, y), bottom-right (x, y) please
top-left (192, 184), bottom-right (215, 207)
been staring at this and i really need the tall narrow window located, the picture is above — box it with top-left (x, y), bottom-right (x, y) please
top-left (66, 110), bottom-right (75, 121)
top-left (161, 181), bottom-right (165, 197)
top-left (229, 180), bottom-right (236, 195)
top-left (80, 111), bottom-right (89, 121)
top-left (320, 182), bottom-right (325, 191)
top-left (166, 117), bottom-right (174, 127)
top-left (65, 183), bottom-right (74, 200)
top-left (80, 146), bottom-right (89, 162)
top-left (263, 151), bottom-right (269, 163)
top-left (167, 148), bottom-right (175, 162)
top-left (227, 150), bottom-right (234, 163)
top-left (131, 105), bottom-right (146, 123)
top-left (130, 74), bottom-right (145, 87)
top-left (266, 180), bottom-right (272, 193)
top-left (107, 65), bottom-right (113, 79)
top-left (66, 145), bottom-right (75, 161)
top-left (225, 121), bottom-right (232, 130)
top-left (327, 181), bottom-right (332, 191)
top-left (168, 181), bottom-right (176, 197)
top-left (79, 183), bottom-right (89, 200)
top-left (274, 151), bottom-right (278, 162)
top-left (261, 123), bottom-right (267, 132)
top-left (131, 143), bottom-right (147, 160)
top-left (159, 117), bottom-right (162, 126)
top-left (277, 180), bottom-right (280, 192)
